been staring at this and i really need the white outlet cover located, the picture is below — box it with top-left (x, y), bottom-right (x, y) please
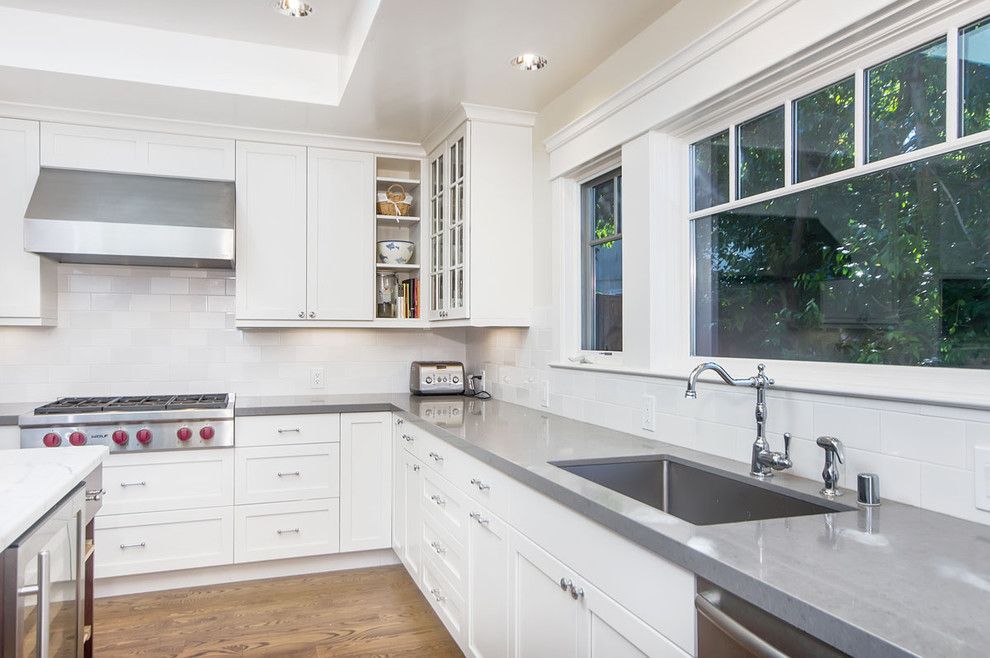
top-left (642, 394), bottom-right (656, 432)
top-left (310, 367), bottom-right (325, 389)
top-left (541, 381), bottom-right (551, 408)
top-left (975, 446), bottom-right (990, 512)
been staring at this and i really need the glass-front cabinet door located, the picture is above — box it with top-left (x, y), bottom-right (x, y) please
top-left (428, 124), bottom-right (469, 320)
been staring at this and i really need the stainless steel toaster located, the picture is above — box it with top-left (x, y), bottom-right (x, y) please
top-left (410, 361), bottom-right (465, 395)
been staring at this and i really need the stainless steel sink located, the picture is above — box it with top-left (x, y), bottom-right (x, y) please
top-left (551, 455), bottom-right (853, 526)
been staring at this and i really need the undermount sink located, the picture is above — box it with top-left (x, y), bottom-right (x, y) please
top-left (551, 455), bottom-right (853, 526)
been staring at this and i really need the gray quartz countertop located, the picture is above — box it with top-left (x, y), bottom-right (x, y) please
top-left (246, 394), bottom-right (989, 657)
top-left (0, 402), bottom-right (33, 426)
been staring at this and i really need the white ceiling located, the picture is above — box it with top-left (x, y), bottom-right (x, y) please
top-left (0, 0), bottom-right (679, 142)
top-left (0, 0), bottom-right (360, 53)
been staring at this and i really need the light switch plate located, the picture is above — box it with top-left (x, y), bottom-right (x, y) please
top-left (975, 447), bottom-right (990, 512)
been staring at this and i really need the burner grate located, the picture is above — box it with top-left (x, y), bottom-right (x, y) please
top-left (170, 393), bottom-right (229, 410)
top-left (34, 397), bottom-right (116, 414)
top-left (105, 396), bottom-right (173, 412)
top-left (33, 393), bottom-right (229, 415)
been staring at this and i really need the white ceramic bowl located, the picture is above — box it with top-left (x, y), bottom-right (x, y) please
top-left (377, 240), bottom-right (415, 265)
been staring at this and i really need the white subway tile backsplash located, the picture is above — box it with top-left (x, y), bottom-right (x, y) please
top-left (68, 275), bottom-right (112, 293)
top-left (149, 277), bottom-right (189, 295)
top-left (813, 401), bottom-right (882, 452)
top-left (880, 411), bottom-right (966, 468)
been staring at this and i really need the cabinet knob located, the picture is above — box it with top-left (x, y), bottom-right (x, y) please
top-left (470, 478), bottom-right (490, 491)
top-left (309, 311), bottom-right (316, 319)
top-left (298, 311), bottom-right (305, 318)
top-left (559, 577), bottom-right (572, 591)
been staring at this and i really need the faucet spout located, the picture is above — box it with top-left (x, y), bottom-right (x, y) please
top-left (684, 361), bottom-right (756, 399)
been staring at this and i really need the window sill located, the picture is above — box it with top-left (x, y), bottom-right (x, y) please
top-left (548, 361), bottom-right (990, 413)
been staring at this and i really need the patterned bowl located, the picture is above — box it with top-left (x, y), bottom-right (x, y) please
top-left (377, 240), bottom-right (415, 265)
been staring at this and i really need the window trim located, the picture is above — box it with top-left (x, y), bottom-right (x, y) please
top-left (580, 166), bottom-right (623, 355)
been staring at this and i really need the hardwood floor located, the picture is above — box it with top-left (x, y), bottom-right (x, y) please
top-left (94, 565), bottom-right (463, 657)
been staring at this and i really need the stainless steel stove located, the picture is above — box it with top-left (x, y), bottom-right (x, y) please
top-left (19, 393), bottom-right (234, 452)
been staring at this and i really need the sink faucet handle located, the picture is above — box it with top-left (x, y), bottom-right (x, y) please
top-left (783, 432), bottom-right (791, 458)
top-left (816, 436), bottom-right (844, 463)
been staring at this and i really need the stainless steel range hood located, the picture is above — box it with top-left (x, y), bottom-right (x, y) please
top-left (24, 168), bottom-right (235, 268)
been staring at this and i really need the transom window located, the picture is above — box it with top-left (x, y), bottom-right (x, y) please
top-left (581, 168), bottom-right (623, 352)
top-left (690, 14), bottom-right (990, 369)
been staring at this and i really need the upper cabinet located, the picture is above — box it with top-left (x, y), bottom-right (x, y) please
top-left (235, 141), bottom-right (376, 324)
top-left (41, 123), bottom-right (235, 181)
top-left (427, 106), bottom-right (534, 326)
top-left (0, 118), bottom-right (56, 326)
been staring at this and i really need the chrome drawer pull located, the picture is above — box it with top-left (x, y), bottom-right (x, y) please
top-left (17, 584), bottom-right (39, 596)
top-left (413, 465), bottom-right (421, 472)
top-left (119, 542), bottom-right (146, 550)
top-left (396, 418), bottom-right (404, 426)
top-left (86, 488), bottom-right (107, 501)
top-left (119, 481), bottom-right (146, 488)
top-left (402, 434), bottom-right (414, 442)
top-left (470, 478), bottom-right (490, 491)
top-left (559, 577), bottom-right (572, 591)
top-left (430, 587), bottom-right (446, 602)
top-left (428, 451), bottom-right (444, 463)
top-left (469, 511), bottom-right (490, 526)
top-left (430, 541), bottom-right (447, 555)
top-left (569, 584), bottom-right (585, 600)
top-left (277, 528), bottom-right (301, 535)
top-left (276, 471), bottom-right (301, 478)
top-left (430, 494), bottom-right (446, 506)
top-left (277, 428), bottom-right (301, 434)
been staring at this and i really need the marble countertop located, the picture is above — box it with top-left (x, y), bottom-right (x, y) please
top-left (0, 445), bottom-right (107, 549)
top-left (238, 393), bottom-right (990, 657)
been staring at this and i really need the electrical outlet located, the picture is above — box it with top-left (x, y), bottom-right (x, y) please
top-left (641, 394), bottom-right (656, 432)
top-left (310, 367), bottom-right (325, 389)
top-left (541, 380), bottom-right (551, 408)
top-left (976, 447), bottom-right (990, 511)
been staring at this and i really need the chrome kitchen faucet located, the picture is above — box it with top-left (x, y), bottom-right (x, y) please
top-left (685, 362), bottom-right (792, 479)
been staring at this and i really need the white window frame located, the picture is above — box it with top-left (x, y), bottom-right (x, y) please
top-left (553, 1), bottom-right (990, 408)
top-left (581, 167), bottom-right (623, 354)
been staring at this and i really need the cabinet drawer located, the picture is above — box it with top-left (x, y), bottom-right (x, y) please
top-left (234, 499), bottom-right (340, 564)
top-left (234, 444), bottom-right (340, 504)
top-left (100, 450), bottom-right (234, 515)
top-left (421, 468), bottom-right (469, 548)
top-left (422, 515), bottom-right (466, 597)
top-left (422, 554), bottom-right (466, 644)
top-left (95, 507), bottom-right (233, 578)
top-left (445, 449), bottom-right (512, 519)
top-left (235, 414), bottom-right (340, 447)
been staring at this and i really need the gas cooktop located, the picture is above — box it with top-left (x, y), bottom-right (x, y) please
top-left (34, 393), bottom-right (229, 415)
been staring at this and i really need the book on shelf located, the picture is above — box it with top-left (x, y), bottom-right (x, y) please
top-left (399, 277), bottom-right (419, 319)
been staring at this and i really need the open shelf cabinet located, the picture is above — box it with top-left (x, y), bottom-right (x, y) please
top-left (375, 156), bottom-right (425, 321)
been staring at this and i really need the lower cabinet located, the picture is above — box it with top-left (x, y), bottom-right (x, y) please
top-left (234, 499), bottom-right (340, 563)
top-left (339, 412), bottom-right (392, 552)
top-left (94, 507), bottom-right (234, 578)
top-left (394, 423), bottom-right (694, 658)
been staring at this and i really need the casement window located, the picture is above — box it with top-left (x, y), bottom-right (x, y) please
top-left (690, 14), bottom-right (990, 369)
top-left (581, 168), bottom-right (623, 353)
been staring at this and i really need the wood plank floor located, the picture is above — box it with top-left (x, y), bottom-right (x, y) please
top-left (94, 565), bottom-right (463, 657)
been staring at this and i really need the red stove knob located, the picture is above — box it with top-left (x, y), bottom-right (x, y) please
top-left (136, 429), bottom-right (152, 444)
top-left (112, 430), bottom-right (129, 445)
top-left (69, 431), bottom-right (87, 446)
top-left (199, 426), bottom-right (215, 440)
top-left (42, 432), bottom-right (61, 447)
top-left (177, 427), bottom-right (192, 441)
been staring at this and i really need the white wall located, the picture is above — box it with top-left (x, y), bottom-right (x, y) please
top-left (466, 0), bottom-right (990, 526)
top-left (0, 263), bottom-right (466, 401)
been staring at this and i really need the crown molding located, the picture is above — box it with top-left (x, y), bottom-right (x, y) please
top-left (0, 100), bottom-right (425, 157)
top-left (424, 102), bottom-right (537, 154)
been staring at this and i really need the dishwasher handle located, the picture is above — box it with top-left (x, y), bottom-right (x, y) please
top-left (695, 593), bottom-right (788, 658)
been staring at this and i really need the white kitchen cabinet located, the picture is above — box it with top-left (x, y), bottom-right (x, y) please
top-left (426, 108), bottom-right (534, 326)
top-left (101, 450), bottom-right (234, 515)
top-left (466, 504), bottom-right (508, 658)
top-left (41, 123), bottom-right (235, 180)
top-left (0, 118), bottom-right (56, 326)
top-left (236, 143), bottom-right (376, 323)
top-left (235, 141), bottom-right (308, 320)
top-left (339, 412), bottom-right (392, 552)
top-left (508, 530), bottom-right (687, 658)
top-left (307, 148), bottom-right (374, 321)
top-left (234, 498), bottom-right (340, 564)
top-left (234, 443), bottom-right (340, 505)
top-left (395, 446), bottom-right (424, 581)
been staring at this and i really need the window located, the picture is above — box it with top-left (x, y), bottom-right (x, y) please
top-left (866, 38), bottom-right (947, 162)
top-left (961, 16), bottom-right (990, 136)
top-left (690, 14), bottom-right (990, 370)
top-left (737, 107), bottom-right (785, 198)
top-left (691, 131), bottom-right (730, 211)
top-left (582, 168), bottom-right (622, 352)
top-left (793, 78), bottom-right (855, 182)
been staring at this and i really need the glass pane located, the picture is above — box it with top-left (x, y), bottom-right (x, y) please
top-left (794, 77), bottom-right (856, 182)
top-left (692, 131), bottom-right (730, 211)
top-left (694, 140), bottom-right (990, 368)
top-left (961, 17), bottom-right (990, 136)
top-left (583, 240), bottom-right (623, 351)
top-left (867, 38), bottom-right (947, 162)
top-left (458, 138), bottom-right (465, 179)
top-left (737, 107), bottom-right (785, 198)
top-left (591, 178), bottom-right (618, 239)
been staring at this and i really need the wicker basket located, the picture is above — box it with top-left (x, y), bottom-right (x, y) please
top-left (377, 183), bottom-right (413, 216)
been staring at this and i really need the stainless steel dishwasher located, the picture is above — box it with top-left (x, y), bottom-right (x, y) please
top-left (695, 578), bottom-right (849, 657)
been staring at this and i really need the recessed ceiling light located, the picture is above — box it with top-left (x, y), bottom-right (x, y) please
top-left (274, 0), bottom-right (313, 17)
top-left (510, 53), bottom-right (549, 71)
